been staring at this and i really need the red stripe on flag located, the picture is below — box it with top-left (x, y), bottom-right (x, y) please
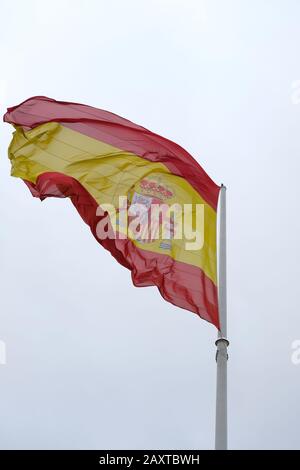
top-left (4, 96), bottom-right (220, 211)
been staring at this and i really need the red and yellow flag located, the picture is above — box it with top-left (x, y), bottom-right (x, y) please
top-left (4, 96), bottom-right (220, 328)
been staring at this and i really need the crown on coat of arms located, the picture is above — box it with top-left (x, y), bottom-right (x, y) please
top-left (139, 178), bottom-right (174, 200)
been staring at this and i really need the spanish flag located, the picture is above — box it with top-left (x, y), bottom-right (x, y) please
top-left (4, 97), bottom-right (220, 328)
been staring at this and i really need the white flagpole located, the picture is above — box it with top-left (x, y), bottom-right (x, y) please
top-left (215, 184), bottom-right (229, 450)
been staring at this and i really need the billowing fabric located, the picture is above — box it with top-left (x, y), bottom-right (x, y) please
top-left (4, 96), bottom-right (220, 328)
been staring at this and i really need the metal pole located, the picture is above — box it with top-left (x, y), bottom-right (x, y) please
top-left (215, 184), bottom-right (229, 450)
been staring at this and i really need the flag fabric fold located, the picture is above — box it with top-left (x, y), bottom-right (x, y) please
top-left (4, 96), bottom-right (220, 328)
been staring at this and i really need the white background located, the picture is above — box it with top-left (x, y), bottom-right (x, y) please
top-left (0, 0), bottom-right (300, 449)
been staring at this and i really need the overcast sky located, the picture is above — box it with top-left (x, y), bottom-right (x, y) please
top-left (1, 0), bottom-right (300, 450)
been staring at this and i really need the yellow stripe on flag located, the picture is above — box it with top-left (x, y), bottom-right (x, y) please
top-left (9, 122), bottom-right (217, 284)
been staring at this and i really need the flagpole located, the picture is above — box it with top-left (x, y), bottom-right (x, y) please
top-left (215, 184), bottom-right (229, 450)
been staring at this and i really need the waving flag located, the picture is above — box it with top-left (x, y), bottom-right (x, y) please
top-left (4, 96), bottom-right (220, 328)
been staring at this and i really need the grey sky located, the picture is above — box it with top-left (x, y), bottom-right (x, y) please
top-left (1, 0), bottom-right (300, 450)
